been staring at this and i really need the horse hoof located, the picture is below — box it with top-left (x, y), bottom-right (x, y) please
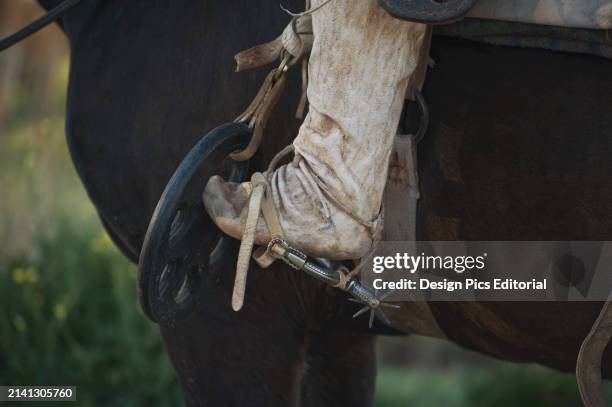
top-left (138, 122), bottom-right (253, 325)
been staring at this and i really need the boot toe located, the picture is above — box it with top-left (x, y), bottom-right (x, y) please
top-left (203, 175), bottom-right (251, 239)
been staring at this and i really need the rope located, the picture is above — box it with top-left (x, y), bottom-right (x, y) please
top-left (0, 0), bottom-right (81, 52)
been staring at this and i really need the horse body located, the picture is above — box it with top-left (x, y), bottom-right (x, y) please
top-left (419, 38), bottom-right (612, 374)
top-left (40, 0), bottom-right (612, 404)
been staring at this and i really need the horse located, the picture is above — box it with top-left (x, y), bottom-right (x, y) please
top-left (26, 0), bottom-right (612, 405)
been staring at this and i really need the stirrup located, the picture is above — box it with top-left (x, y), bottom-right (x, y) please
top-left (138, 122), bottom-right (255, 325)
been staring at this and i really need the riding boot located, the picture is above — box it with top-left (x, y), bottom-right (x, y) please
top-left (203, 0), bottom-right (427, 260)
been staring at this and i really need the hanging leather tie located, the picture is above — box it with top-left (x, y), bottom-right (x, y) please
top-left (230, 14), bottom-right (314, 162)
top-left (231, 54), bottom-right (291, 162)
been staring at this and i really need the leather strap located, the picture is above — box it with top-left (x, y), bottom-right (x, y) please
top-left (231, 58), bottom-right (289, 162)
top-left (576, 296), bottom-right (612, 407)
top-left (231, 172), bottom-right (285, 311)
top-left (231, 13), bottom-right (314, 162)
top-left (234, 15), bottom-right (313, 72)
top-left (232, 182), bottom-right (265, 311)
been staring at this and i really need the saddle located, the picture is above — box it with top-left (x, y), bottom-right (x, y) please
top-left (382, 0), bottom-right (612, 30)
top-left (379, 0), bottom-right (478, 24)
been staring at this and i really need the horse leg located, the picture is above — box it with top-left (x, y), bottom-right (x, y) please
top-left (161, 317), bottom-right (304, 406)
top-left (300, 331), bottom-right (377, 407)
top-left (159, 268), bottom-right (310, 407)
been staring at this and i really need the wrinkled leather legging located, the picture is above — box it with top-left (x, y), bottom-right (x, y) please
top-left (203, 0), bottom-right (427, 259)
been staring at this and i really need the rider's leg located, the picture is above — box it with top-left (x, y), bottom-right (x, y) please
top-left (203, 0), bottom-right (427, 259)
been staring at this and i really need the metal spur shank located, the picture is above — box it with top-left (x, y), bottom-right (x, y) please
top-left (268, 238), bottom-right (399, 328)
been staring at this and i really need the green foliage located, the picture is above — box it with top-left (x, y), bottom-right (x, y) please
top-left (377, 363), bottom-right (612, 407)
top-left (376, 366), bottom-right (572, 407)
top-left (0, 219), bottom-right (181, 407)
top-left (376, 368), bottom-right (468, 407)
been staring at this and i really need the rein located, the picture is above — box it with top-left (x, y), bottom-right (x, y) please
top-left (0, 0), bottom-right (82, 52)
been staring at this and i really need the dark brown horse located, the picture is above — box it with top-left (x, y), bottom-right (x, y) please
top-left (32, 0), bottom-right (612, 405)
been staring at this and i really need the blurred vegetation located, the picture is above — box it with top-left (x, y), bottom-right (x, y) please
top-left (0, 25), bottom-right (181, 405)
top-left (0, 218), bottom-right (182, 406)
top-left (0, 4), bottom-right (610, 406)
top-left (376, 365), bottom-right (583, 407)
top-left (376, 336), bottom-right (612, 406)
